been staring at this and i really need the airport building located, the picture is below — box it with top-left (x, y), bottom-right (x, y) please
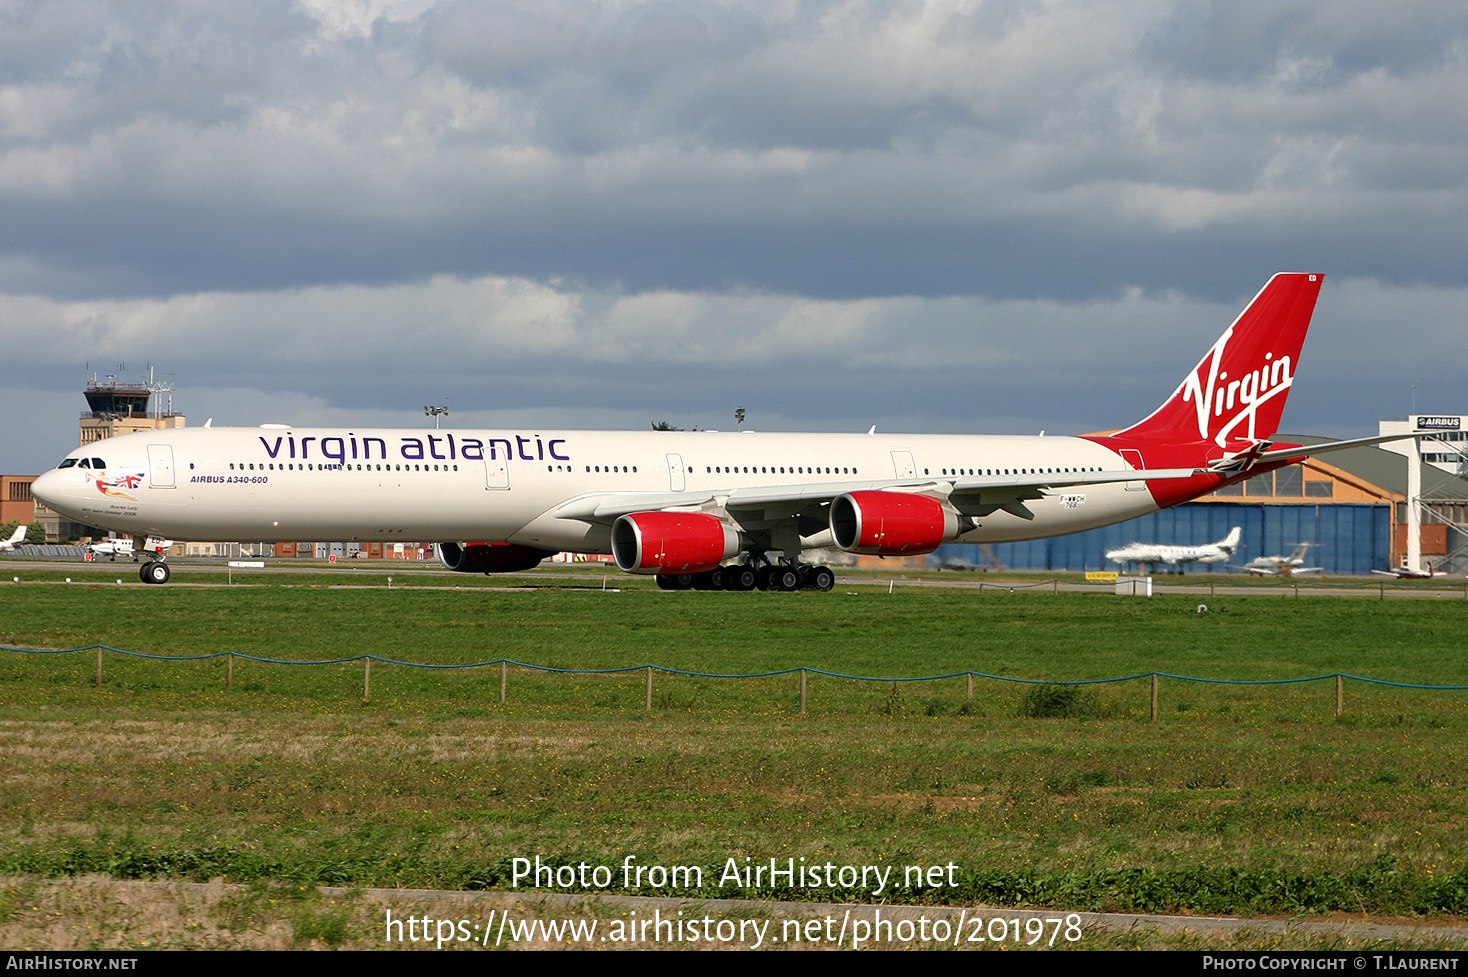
top-left (1380, 416), bottom-right (1468, 475)
top-left (78, 370), bottom-right (186, 447)
top-left (1, 474), bottom-right (35, 527)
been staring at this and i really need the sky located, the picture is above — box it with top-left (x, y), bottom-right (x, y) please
top-left (3, 0), bottom-right (1466, 474)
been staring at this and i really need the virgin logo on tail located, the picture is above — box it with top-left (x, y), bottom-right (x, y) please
top-left (1178, 329), bottom-right (1294, 445)
top-left (1118, 273), bottom-right (1323, 448)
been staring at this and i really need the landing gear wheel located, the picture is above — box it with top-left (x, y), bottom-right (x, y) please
top-left (770, 566), bottom-right (801, 592)
top-left (139, 561), bottom-right (171, 585)
top-left (809, 566), bottom-right (836, 592)
top-left (656, 573), bottom-right (696, 590)
top-left (725, 565), bottom-right (758, 591)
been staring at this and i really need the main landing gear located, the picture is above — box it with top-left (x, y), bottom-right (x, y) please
top-left (139, 561), bottom-right (171, 585)
top-left (655, 563), bottom-right (836, 593)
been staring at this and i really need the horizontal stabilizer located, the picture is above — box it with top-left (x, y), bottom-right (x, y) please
top-left (1245, 432), bottom-right (1433, 467)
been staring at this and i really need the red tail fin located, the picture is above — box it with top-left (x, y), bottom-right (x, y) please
top-left (1117, 273), bottom-right (1324, 446)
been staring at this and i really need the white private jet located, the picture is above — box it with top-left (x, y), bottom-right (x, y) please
top-left (1240, 542), bottom-right (1323, 577)
top-left (86, 534), bottom-right (137, 561)
top-left (1106, 527), bottom-right (1242, 574)
top-left (31, 273), bottom-right (1421, 589)
top-left (0, 524), bottom-right (27, 551)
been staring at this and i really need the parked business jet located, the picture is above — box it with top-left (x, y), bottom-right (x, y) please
top-left (1106, 526), bottom-right (1242, 574)
top-left (1240, 542), bottom-right (1323, 577)
top-left (86, 534), bottom-right (137, 561)
top-left (31, 273), bottom-right (1417, 590)
top-left (0, 524), bottom-right (27, 552)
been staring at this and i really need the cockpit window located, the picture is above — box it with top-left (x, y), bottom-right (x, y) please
top-left (92, 458), bottom-right (105, 468)
top-left (58, 459), bottom-right (78, 469)
top-left (77, 459), bottom-right (91, 469)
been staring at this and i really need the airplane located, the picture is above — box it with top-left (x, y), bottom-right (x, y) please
top-left (0, 524), bottom-right (27, 552)
top-left (1105, 526), bottom-right (1241, 574)
top-left (1239, 542), bottom-right (1323, 577)
top-left (86, 534), bottom-right (137, 561)
top-left (31, 273), bottom-right (1424, 590)
top-left (1372, 562), bottom-right (1449, 579)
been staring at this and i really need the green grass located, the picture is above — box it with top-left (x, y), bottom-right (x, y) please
top-left (2, 580), bottom-right (1468, 934)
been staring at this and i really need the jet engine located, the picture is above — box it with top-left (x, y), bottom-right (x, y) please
top-left (611, 511), bottom-right (740, 575)
top-left (438, 541), bottom-right (556, 573)
top-left (829, 491), bottom-right (958, 556)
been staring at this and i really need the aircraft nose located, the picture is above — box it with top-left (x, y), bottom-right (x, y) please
top-left (31, 468), bottom-right (64, 508)
top-left (31, 468), bottom-right (83, 518)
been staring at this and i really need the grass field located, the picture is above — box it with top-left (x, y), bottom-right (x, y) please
top-left (3, 569), bottom-right (1468, 948)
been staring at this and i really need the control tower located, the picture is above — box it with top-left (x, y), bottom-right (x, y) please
top-left (79, 366), bottom-right (186, 446)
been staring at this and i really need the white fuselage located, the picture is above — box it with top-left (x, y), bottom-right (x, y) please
top-left (33, 425), bottom-right (1162, 552)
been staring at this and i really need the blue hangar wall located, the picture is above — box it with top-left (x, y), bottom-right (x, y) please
top-left (931, 503), bottom-right (1390, 575)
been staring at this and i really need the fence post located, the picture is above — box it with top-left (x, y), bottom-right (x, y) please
top-left (500, 661), bottom-right (507, 704)
top-left (800, 668), bottom-right (807, 715)
top-left (646, 666), bottom-right (653, 710)
top-left (226, 653), bottom-right (233, 692)
top-left (1336, 674), bottom-right (1344, 717)
top-left (363, 658), bottom-right (371, 700)
top-left (1150, 673), bottom-right (1158, 722)
top-left (966, 672), bottom-right (973, 702)
top-left (95, 647), bottom-right (102, 688)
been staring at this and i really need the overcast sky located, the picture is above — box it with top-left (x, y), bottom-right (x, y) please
top-left (4, 0), bottom-right (1466, 474)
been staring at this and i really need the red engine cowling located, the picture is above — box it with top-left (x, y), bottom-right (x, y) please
top-left (611, 511), bottom-right (740, 575)
top-left (439, 541), bottom-right (555, 573)
top-left (829, 491), bottom-right (957, 556)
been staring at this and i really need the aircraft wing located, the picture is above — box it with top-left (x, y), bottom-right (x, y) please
top-left (942, 468), bottom-right (1201, 521)
top-left (552, 479), bottom-right (889, 523)
top-left (553, 467), bottom-right (1205, 527)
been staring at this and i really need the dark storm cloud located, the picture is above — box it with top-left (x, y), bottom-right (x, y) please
top-left (2, 0), bottom-right (1466, 302)
top-left (1144, 0), bottom-right (1468, 84)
